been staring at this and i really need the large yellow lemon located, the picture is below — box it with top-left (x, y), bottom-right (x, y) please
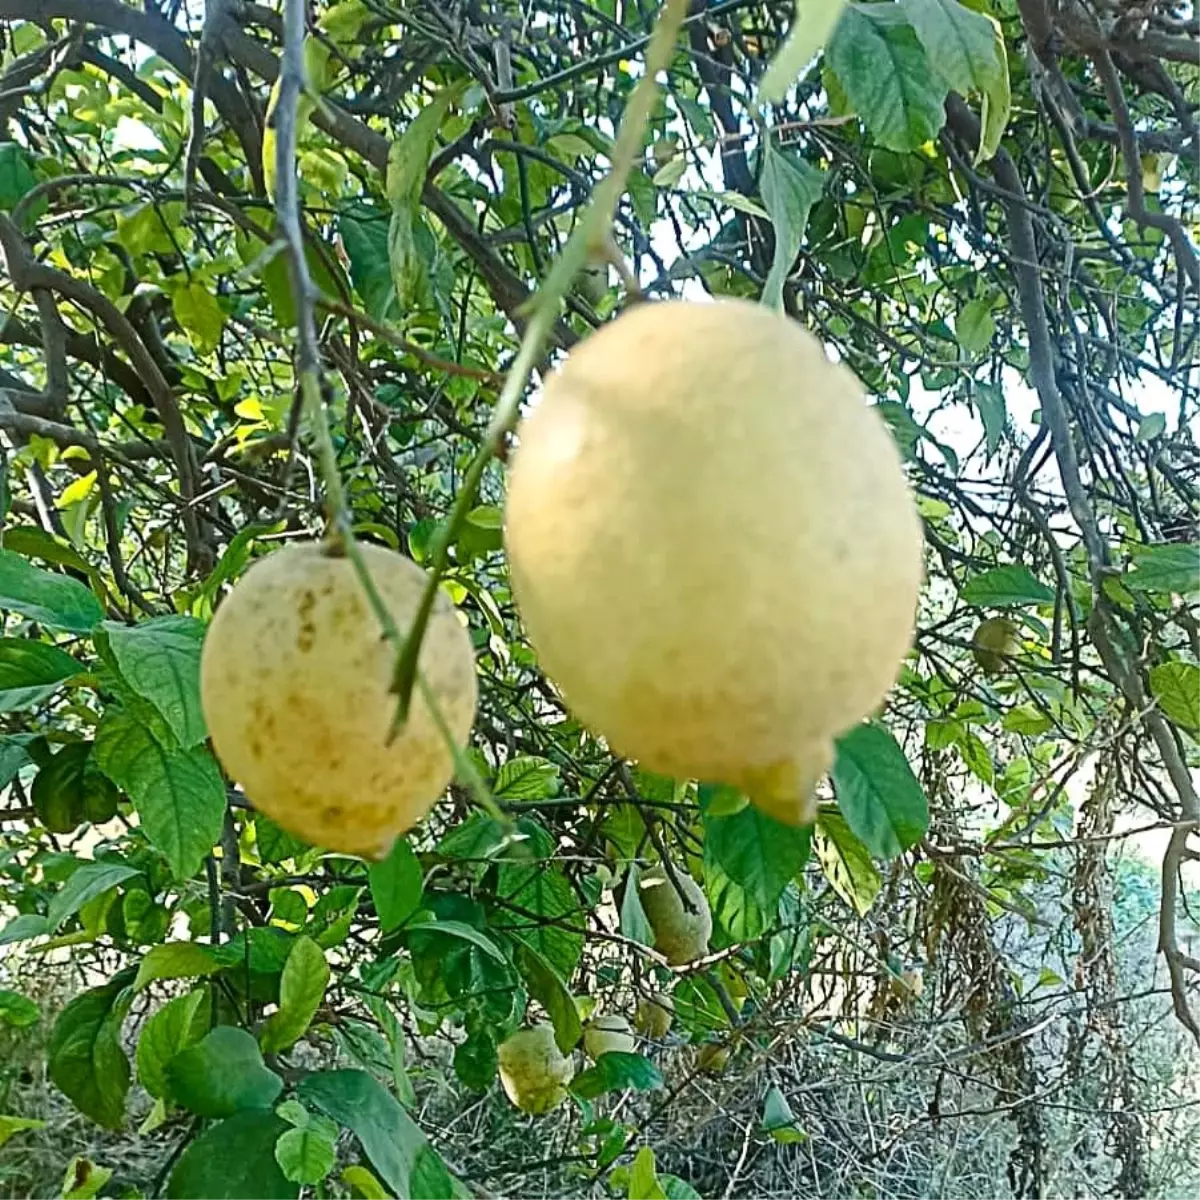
top-left (504, 299), bottom-right (923, 823)
top-left (200, 541), bottom-right (477, 858)
top-left (497, 1024), bottom-right (575, 1114)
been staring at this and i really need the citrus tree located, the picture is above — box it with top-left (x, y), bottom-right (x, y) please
top-left (0, 1), bottom-right (1197, 1197)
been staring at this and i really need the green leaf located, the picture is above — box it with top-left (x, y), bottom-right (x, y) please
top-left (338, 205), bottom-right (394, 320)
top-left (136, 989), bottom-right (209, 1100)
top-left (300, 1068), bottom-right (456, 1200)
top-left (275, 1124), bottom-right (338, 1185)
top-left (0, 988), bottom-right (40, 1027)
top-left (0, 549), bottom-right (103, 633)
top-left (976, 17), bottom-right (1010, 162)
top-left (167, 1026), bottom-right (283, 1118)
top-left (661, 1176), bottom-right (703, 1200)
top-left (1136, 412), bottom-right (1167, 443)
top-left (0, 141), bottom-right (40, 216)
top-left (405, 918), bottom-right (507, 962)
top-left (0, 637), bottom-right (79, 711)
top-left (973, 382), bottom-right (1006, 458)
top-left (101, 617), bottom-right (207, 747)
top-left (386, 87), bottom-right (461, 210)
top-left (1125, 544), bottom-right (1199, 594)
top-left (761, 1084), bottom-right (807, 1143)
top-left (760, 143), bottom-right (825, 309)
top-left (135, 941), bottom-right (223, 991)
top-left (0, 733), bottom-right (33, 788)
top-left (703, 803), bottom-right (811, 911)
top-left (47, 861), bottom-right (140, 931)
top-left (1149, 662), bottom-right (1200, 733)
top-left (493, 755), bottom-right (561, 799)
top-left (61, 1157), bottom-right (112, 1200)
top-left (513, 941), bottom-right (582, 1055)
top-left (168, 1111), bottom-right (298, 1200)
top-left (48, 970), bottom-right (135, 1129)
top-left (961, 565), bottom-right (1055, 607)
top-left (261, 935), bottom-right (330, 1053)
top-left (0, 1114), bottom-right (46, 1151)
top-left (826, 5), bottom-right (949, 152)
top-left (814, 807), bottom-right (881, 916)
top-left (93, 710), bottom-right (225, 879)
top-left (369, 837), bottom-right (423, 931)
top-left (956, 297), bottom-right (995, 355)
top-left (832, 723), bottom-right (929, 859)
top-left (452, 1028), bottom-right (498, 1091)
top-left (496, 856), bottom-right (584, 980)
top-left (901, 0), bottom-right (1003, 96)
top-left (572, 1052), bottom-right (663, 1100)
top-left (0, 912), bottom-right (49, 945)
top-left (341, 1166), bottom-right (390, 1200)
top-left (171, 281), bottom-right (226, 355)
top-left (628, 1146), bottom-right (666, 1200)
top-left (758, 0), bottom-right (850, 103)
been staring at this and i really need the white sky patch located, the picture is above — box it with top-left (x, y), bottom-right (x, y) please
top-left (112, 114), bottom-right (165, 155)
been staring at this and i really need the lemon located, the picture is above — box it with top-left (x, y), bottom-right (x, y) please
top-left (971, 616), bottom-right (1022, 675)
top-left (200, 541), bottom-right (477, 858)
top-left (634, 993), bottom-right (674, 1039)
top-left (504, 299), bottom-right (923, 824)
top-left (497, 1024), bottom-right (574, 1114)
top-left (638, 866), bottom-right (711, 965)
top-left (583, 1015), bottom-right (636, 1060)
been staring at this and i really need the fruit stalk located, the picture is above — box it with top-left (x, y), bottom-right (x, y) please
top-left (387, 0), bottom-right (690, 728)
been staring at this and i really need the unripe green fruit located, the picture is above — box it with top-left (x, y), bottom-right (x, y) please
top-left (638, 865), bottom-right (711, 965)
top-left (634, 993), bottom-right (674, 1039)
top-left (497, 1024), bottom-right (575, 1115)
top-left (583, 1015), bottom-right (636, 1060)
top-left (972, 616), bottom-right (1021, 676)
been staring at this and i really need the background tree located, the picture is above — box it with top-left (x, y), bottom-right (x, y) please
top-left (0, 1), bottom-right (1197, 1197)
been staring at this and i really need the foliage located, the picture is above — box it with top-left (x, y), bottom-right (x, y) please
top-left (0, 1), bottom-right (1197, 1197)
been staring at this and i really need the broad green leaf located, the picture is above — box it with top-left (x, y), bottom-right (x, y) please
top-left (135, 941), bottom-right (223, 991)
top-left (452, 1028), bottom-right (498, 1091)
top-left (0, 912), bottom-right (49, 945)
top-left (168, 1111), bottom-right (298, 1200)
top-left (171, 281), bottom-right (226, 355)
top-left (0, 733), bottom-right (32, 788)
top-left (93, 710), bottom-right (225, 879)
top-left (956, 298), bottom-right (995, 355)
top-left (338, 205), bottom-right (394, 320)
top-left (386, 87), bottom-right (461, 209)
top-left (101, 617), bottom-right (207, 747)
top-left (47, 861), bottom-right (140, 931)
top-left (961, 565), bottom-right (1055, 607)
top-left (0, 549), bottom-right (103, 633)
top-left (48, 970), bottom-right (135, 1129)
top-left (1150, 662), bottom-right (1200, 733)
top-left (758, 0), bottom-right (849, 103)
top-left (496, 857), bottom-right (584, 980)
top-left (814, 807), bottom-right (881, 916)
top-left (703, 803), bottom-right (811, 911)
top-left (369, 837), bottom-right (422, 932)
top-left (261, 935), bottom-right (330, 1053)
top-left (136, 989), bottom-right (209, 1100)
top-left (0, 988), bottom-right (40, 1027)
top-left (760, 143), bottom-right (825, 309)
top-left (513, 941), bottom-right (582, 1054)
top-left (1125, 544), bottom-right (1199, 594)
top-left (662, 1177), bottom-right (703, 1200)
top-left (902, 0), bottom-right (1003, 97)
top-left (0, 141), bottom-right (40, 216)
top-left (826, 5), bottom-right (949, 152)
top-left (688, 189), bottom-right (771, 218)
top-left (275, 1124), bottom-right (338, 1185)
top-left (300, 1068), bottom-right (456, 1199)
top-left (493, 755), bottom-right (561, 799)
top-left (761, 1084), bottom-right (807, 1143)
top-left (572, 1052), bottom-right (663, 1099)
top-left (0, 638), bottom-right (79, 711)
top-left (167, 1026), bottom-right (283, 1118)
top-left (1136, 412), bottom-right (1167, 443)
top-left (832, 723), bottom-right (929, 859)
top-left (405, 918), bottom-right (507, 961)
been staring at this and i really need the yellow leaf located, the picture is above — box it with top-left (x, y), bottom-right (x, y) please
top-left (57, 471), bottom-right (97, 509)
